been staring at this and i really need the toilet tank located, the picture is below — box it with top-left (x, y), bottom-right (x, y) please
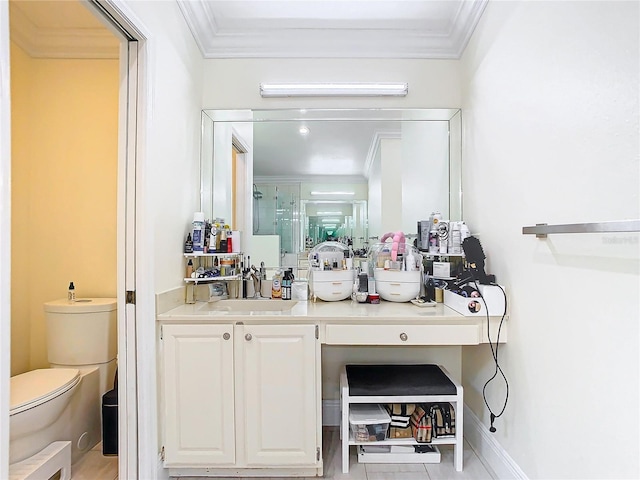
top-left (44, 298), bottom-right (117, 366)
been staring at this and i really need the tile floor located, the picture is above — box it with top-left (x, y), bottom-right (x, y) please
top-left (71, 428), bottom-right (495, 480)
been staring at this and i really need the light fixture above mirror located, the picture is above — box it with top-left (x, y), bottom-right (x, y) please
top-left (260, 82), bottom-right (408, 97)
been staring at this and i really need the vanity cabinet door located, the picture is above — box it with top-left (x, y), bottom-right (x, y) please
top-left (162, 324), bottom-right (235, 466)
top-left (238, 324), bottom-right (319, 467)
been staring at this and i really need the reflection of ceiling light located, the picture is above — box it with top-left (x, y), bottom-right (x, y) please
top-left (310, 191), bottom-right (355, 196)
top-left (317, 211), bottom-right (342, 215)
top-left (321, 218), bottom-right (340, 223)
top-left (323, 224), bottom-right (337, 228)
top-left (299, 125), bottom-right (310, 135)
top-left (260, 83), bottom-right (408, 97)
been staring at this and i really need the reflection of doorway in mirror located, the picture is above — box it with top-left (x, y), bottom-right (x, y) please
top-left (253, 183), bottom-right (301, 256)
top-left (301, 200), bottom-right (368, 252)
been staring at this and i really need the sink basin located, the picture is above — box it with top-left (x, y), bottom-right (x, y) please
top-left (198, 299), bottom-right (298, 313)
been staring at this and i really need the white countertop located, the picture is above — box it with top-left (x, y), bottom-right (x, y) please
top-left (157, 298), bottom-right (508, 344)
top-left (158, 298), bottom-right (498, 323)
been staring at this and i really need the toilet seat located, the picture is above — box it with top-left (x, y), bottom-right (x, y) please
top-left (10, 369), bottom-right (80, 416)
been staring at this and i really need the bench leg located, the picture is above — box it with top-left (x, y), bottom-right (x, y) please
top-left (454, 400), bottom-right (463, 471)
top-left (341, 378), bottom-right (350, 473)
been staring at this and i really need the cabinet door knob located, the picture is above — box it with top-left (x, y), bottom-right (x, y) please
top-left (399, 332), bottom-right (408, 341)
top-left (245, 333), bottom-right (252, 341)
top-left (223, 333), bottom-right (230, 340)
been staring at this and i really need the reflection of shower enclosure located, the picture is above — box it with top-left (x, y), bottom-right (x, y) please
top-left (253, 183), bottom-right (300, 254)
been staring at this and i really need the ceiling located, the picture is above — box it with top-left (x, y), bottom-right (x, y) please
top-left (253, 119), bottom-right (398, 179)
top-left (9, 0), bottom-right (488, 59)
top-left (178, 0), bottom-right (488, 59)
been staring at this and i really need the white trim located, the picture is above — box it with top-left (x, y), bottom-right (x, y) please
top-left (87, 2), bottom-right (153, 478)
top-left (364, 131), bottom-right (401, 179)
top-left (177, 0), bottom-right (487, 59)
top-left (9, 2), bottom-right (118, 59)
top-left (253, 175), bottom-right (367, 185)
top-left (0, 1), bottom-right (11, 477)
top-left (321, 400), bottom-right (341, 427)
top-left (463, 404), bottom-right (528, 480)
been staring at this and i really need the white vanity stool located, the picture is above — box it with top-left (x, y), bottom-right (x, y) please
top-left (340, 364), bottom-right (464, 473)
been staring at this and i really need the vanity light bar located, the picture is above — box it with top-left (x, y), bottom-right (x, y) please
top-left (260, 83), bottom-right (408, 97)
top-left (310, 191), bottom-right (355, 196)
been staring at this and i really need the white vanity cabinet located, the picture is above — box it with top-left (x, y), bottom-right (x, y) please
top-left (237, 324), bottom-right (320, 467)
top-left (161, 324), bottom-right (235, 466)
top-left (161, 322), bottom-right (322, 476)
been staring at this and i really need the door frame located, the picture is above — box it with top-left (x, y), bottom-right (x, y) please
top-left (88, 1), bottom-right (154, 478)
top-left (0, 1), bottom-right (155, 479)
top-left (0, 3), bottom-right (12, 478)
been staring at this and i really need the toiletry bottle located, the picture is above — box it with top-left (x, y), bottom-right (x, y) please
top-left (184, 233), bottom-right (193, 254)
top-left (192, 212), bottom-right (205, 253)
top-left (272, 270), bottom-right (282, 299)
top-left (282, 270), bottom-right (291, 300)
top-left (209, 223), bottom-right (217, 253)
top-left (68, 282), bottom-right (76, 302)
top-left (219, 229), bottom-right (227, 253)
top-left (460, 222), bottom-right (470, 241)
top-left (186, 259), bottom-right (194, 278)
top-left (405, 249), bottom-right (416, 271)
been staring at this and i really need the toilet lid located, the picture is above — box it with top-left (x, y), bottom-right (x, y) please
top-left (10, 368), bottom-right (80, 415)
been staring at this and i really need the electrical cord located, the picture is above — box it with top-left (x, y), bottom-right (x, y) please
top-left (472, 279), bottom-right (509, 433)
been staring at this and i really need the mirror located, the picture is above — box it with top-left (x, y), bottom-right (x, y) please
top-left (201, 109), bottom-right (461, 266)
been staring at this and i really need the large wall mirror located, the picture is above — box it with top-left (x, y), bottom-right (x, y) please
top-left (201, 109), bottom-right (461, 267)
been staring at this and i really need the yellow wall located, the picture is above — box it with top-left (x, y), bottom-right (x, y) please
top-left (10, 41), bottom-right (118, 374)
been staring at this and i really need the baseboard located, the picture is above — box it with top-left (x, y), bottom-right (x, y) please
top-left (322, 399), bottom-right (341, 426)
top-left (157, 454), bottom-right (169, 480)
top-left (463, 405), bottom-right (528, 480)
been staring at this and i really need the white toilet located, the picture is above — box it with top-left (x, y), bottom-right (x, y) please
top-left (10, 297), bottom-right (117, 466)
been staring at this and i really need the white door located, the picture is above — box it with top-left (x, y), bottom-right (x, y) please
top-left (162, 324), bottom-right (235, 466)
top-left (0, 3), bottom-right (11, 477)
top-left (240, 324), bottom-right (318, 466)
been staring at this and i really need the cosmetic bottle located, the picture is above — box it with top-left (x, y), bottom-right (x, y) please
top-left (219, 228), bottom-right (228, 253)
top-left (192, 212), bottom-right (205, 253)
top-left (186, 259), bottom-right (194, 279)
top-left (68, 282), bottom-right (76, 303)
top-left (184, 233), bottom-right (193, 254)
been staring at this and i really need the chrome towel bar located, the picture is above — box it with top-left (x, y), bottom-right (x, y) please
top-left (522, 220), bottom-right (640, 238)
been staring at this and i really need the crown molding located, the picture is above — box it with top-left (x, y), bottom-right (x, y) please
top-left (9, 2), bottom-right (118, 59)
top-left (179, 0), bottom-right (488, 59)
top-left (364, 131), bottom-right (402, 179)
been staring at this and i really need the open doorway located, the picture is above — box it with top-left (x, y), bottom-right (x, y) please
top-left (2, 0), bottom-right (144, 478)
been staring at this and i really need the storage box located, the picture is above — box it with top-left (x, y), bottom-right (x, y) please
top-left (432, 261), bottom-right (451, 279)
top-left (374, 269), bottom-right (421, 303)
top-left (309, 269), bottom-right (355, 302)
top-left (349, 404), bottom-right (390, 442)
top-left (444, 284), bottom-right (506, 316)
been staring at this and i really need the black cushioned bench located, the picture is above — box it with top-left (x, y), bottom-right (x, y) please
top-left (340, 364), bottom-right (463, 472)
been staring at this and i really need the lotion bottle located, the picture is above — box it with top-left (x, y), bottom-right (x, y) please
top-left (68, 282), bottom-right (76, 302)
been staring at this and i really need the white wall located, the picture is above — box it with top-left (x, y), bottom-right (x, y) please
top-left (118, 2), bottom-right (204, 478)
top-left (124, 2), bottom-right (204, 295)
top-left (202, 58), bottom-right (461, 109)
top-left (461, 2), bottom-right (639, 478)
